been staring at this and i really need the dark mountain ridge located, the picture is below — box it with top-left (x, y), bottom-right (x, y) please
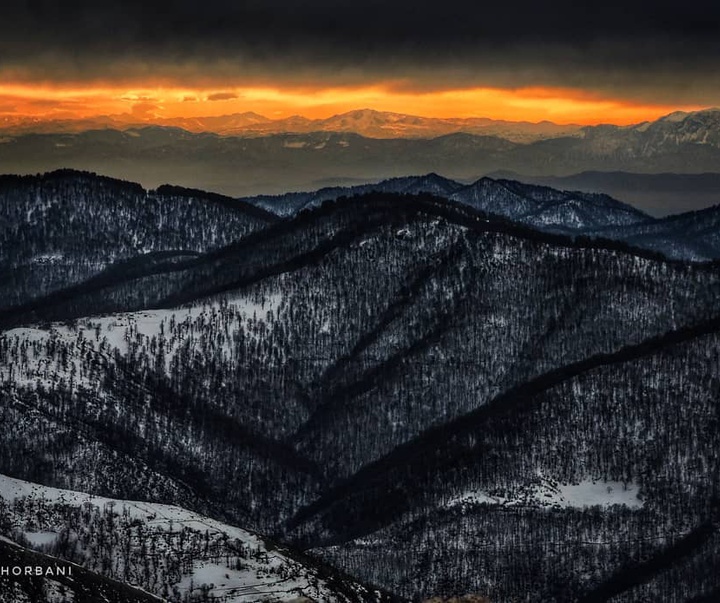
top-left (243, 172), bottom-right (649, 231)
top-left (242, 172), bottom-right (720, 261)
top-left (244, 172), bottom-right (720, 261)
top-left (1, 170), bottom-right (720, 601)
top-left (488, 170), bottom-right (720, 216)
top-left (2, 183), bottom-right (704, 330)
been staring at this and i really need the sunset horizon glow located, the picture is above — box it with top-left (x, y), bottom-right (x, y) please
top-left (0, 81), bottom-right (709, 127)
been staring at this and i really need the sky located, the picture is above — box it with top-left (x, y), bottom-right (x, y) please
top-left (1, 1), bottom-right (719, 126)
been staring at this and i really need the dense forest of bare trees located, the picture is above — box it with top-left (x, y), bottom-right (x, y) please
top-left (1, 171), bottom-right (719, 601)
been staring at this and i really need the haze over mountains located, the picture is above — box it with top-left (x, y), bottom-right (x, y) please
top-left (1, 170), bottom-right (720, 601)
top-left (2, 108), bottom-right (720, 214)
top-left (0, 109), bottom-right (583, 142)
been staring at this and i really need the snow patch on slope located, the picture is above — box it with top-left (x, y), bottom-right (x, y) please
top-left (0, 292), bottom-right (284, 387)
top-left (448, 477), bottom-right (643, 510)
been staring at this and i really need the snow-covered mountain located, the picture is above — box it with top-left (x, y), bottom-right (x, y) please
top-left (5, 108), bottom-right (718, 151)
top-left (0, 474), bottom-right (394, 602)
top-left (254, 110), bottom-right (583, 143)
top-left (602, 108), bottom-right (720, 150)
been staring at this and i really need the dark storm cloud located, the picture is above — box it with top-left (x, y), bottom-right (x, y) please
top-left (2, 0), bottom-right (720, 103)
top-left (207, 92), bottom-right (240, 101)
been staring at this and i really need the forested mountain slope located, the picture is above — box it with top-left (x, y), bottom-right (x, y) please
top-left (1, 172), bottom-right (719, 602)
top-left (0, 475), bottom-right (396, 602)
top-left (586, 202), bottom-right (720, 261)
top-left (295, 325), bottom-right (720, 600)
top-left (243, 173), bottom-right (720, 261)
top-left (0, 170), bottom-right (276, 308)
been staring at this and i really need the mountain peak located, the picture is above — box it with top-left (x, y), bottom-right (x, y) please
top-left (658, 110), bottom-right (690, 123)
top-left (658, 107), bottom-right (720, 123)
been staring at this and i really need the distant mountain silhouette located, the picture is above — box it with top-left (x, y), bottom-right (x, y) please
top-left (2, 109), bottom-right (720, 200)
top-left (1, 108), bottom-right (582, 142)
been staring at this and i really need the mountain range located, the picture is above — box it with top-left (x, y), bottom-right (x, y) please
top-left (243, 172), bottom-right (720, 261)
top-left (488, 171), bottom-right (720, 216)
top-left (1, 170), bottom-right (720, 601)
top-left (245, 172), bottom-right (647, 227)
top-left (0, 109), bottom-right (583, 143)
top-left (1, 109), bottom-right (720, 213)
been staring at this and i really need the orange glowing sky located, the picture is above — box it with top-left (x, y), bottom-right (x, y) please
top-left (1, 0), bottom-right (718, 132)
top-left (0, 81), bottom-right (707, 127)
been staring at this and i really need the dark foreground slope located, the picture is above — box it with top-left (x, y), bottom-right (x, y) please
top-left (293, 323), bottom-right (720, 600)
top-left (0, 475), bottom-right (399, 603)
top-left (1, 174), bottom-right (719, 601)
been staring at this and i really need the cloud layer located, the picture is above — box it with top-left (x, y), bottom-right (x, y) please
top-left (2, 1), bottom-right (719, 105)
